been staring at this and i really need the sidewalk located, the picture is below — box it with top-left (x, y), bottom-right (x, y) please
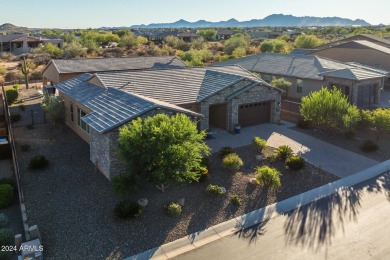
top-left (206, 122), bottom-right (379, 178)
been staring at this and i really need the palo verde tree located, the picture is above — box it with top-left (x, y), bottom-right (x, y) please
top-left (300, 87), bottom-right (360, 135)
top-left (118, 113), bottom-right (210, 192)
top-left (270, 78), bottom-right (292, 97)
top-left (41, 95), bottom-right (65, 125)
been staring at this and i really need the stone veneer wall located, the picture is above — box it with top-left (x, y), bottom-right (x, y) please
top-left (200, 80), bottom-right (281, 131)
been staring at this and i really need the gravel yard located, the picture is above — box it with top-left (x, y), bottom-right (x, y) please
top-left (13, 120), bottom-right (339, 259)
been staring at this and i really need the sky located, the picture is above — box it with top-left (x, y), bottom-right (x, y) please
top-left (1, 0), bottom-right (389, 29)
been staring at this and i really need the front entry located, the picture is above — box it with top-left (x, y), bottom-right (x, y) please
top-left (209, 103), bottom-right (227, 129)
top-left (239, 101), bottom-right (271, 127)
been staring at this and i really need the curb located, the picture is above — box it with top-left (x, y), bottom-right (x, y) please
top-left (125, 160), bottom-right (390, 260)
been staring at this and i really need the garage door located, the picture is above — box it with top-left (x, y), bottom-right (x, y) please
top-left (209, 103), bottom-right (227, 129)
top-left (239, 101), bottom-right (271, 127)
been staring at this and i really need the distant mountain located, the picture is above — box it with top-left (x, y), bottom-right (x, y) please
top-left (0, 23), bottom-right (18, 30)
top-left (125, 14), bottom-right (371, 29)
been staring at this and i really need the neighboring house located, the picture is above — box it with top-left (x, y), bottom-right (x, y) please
top-left (213, 53), bottom-right (388, 108)
top-left (214, 29), bottom-right (235, 40)
top-left (310, 40), bottom-right (390, 71)
top-left (0, 33), bottom-right (43, 55)
top-left (42, 56), bottom-right (187, 85)
top-left (177, 31), bottom-right (201, 42)
top-left (33, 33), bottom-right (64, 48)
top-left (54, 65), bottom-right (282, 178)
top-left (315, 34), bottom-right (390, 49)
top-left (289, 48), bottom-right (318, 55)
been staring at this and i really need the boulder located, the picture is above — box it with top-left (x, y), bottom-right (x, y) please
top-left (137, 198), bottom-right (148, 207)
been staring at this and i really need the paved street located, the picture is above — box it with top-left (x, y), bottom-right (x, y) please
top-left (207, 122), bottom-right (379, 178)
top-left (175, 172), bottom-right (390, 260)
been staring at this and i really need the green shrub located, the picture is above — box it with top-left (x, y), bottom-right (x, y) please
top-left (11, 113), bottom-right (21, 123)
top-left (360, 140), bottom-right (379, 153)
top-left (113, 201), bottom-right (142, 219)
top-left (111, 173), bottom-right (138, 197)
top-left (252, 137), bottom-right (267, 153)
top-left (206, 184), bottom-right (226, 196)
top-left (230, 194), bottom-right (241, 206)
top-left (19, 104), bottom-right (25, 111)
top-left (12, 84), bottom-right (19, 90)
top-left (0, 184), bottom-right (13, 209)
top-left (219, 146), bottom-right (234, 157)
top-left (277, 145), bottom-right (293, 160)
top-left (296, 119), bottom-right (311, 129)
top-left (20, 144), bottom-right (30, 152)
top-left (222, 153), bottom-right (243, 170)
top-left (0, 228), bottom-right (13, 250)
top-left (255, 166), bottom-right (281, 189)
top-left (200, 156), bottom-right (209, 168)
top-left (265, 153), bottom-right (278, 163)
top-left (285, 156), bottom-right (306, 170)
top-left (0, 214), bottom-right (8, 228)
top-left (5, 88), bottom-right (18, 105)
top-left (166, 202), bottom-right (182, 216)
top-left (28, 155), bottom-right (49, 170)
top-left (0, 178), bottom-right (14, 187)
top-left (343, 130), bottom-right (355, 140)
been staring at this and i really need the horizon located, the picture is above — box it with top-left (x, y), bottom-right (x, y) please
top-left (1, 0), bottom-right (389, 29)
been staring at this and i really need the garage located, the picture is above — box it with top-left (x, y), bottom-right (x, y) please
top-left (238, 101), bottom-right (271, 127)
top-left (209, 103), bottom-right (227, 129)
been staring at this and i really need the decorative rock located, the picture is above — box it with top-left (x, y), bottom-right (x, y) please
top-left (220, 187), bottom-right (226, 194)
top-left (255, 154), bottom-right (263, 161)
top-left (177, 198), bottom-right (185, 207)
top-left (137, 198), bottom-right (148, 207)
top-left (249, 178), bottom-right (257, 185)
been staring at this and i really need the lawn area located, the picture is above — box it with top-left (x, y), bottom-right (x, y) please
top-left (13, 118), bottom-right (338, 259)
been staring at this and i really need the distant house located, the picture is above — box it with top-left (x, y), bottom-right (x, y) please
top-left (177, 31), bottom-right (201, 42)
top-left (0, 33), bottom-right (43, 55)
top-left (42, 56), bottom-right (187, 85)
top-left (213, 53), bottom-right (388, 108)
top-left (315, 34), bottom-right (390, 49)
top-left (33, 34), bottom-right (64, 49)
top-left (215, 29), bottom-right (235, 40)
top-left (54, 65), bottom-right (282, 178)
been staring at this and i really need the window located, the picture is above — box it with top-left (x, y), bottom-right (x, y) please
top-left (70, 103), bottom-right (74, 122)
top-left (77, 107), bottom-right (90, 133)
top-left (296, 79), bottom-right (304, 94)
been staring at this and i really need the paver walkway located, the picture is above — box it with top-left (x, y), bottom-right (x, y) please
top-left (206, 122), bottom-right (379, 178)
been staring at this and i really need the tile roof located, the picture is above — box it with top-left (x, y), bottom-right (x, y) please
top-left (93, 65), bottom-right (276, 105)
top-left (211, 53), bottom-right (387, 81)
top-left (350, 40), bottom-right (390, 55)
top-left (55, 74), bottom-right (201, 133)
top-left (345, 62), bottom-right (390, 75)
top-left (0, 33), bottom-right (28, 42)
top-left (289, 48), bottom-right (318, 55)
top-left (48, 56), bottom-right (187, 74)
top-left (319, 68), bottom-right (386, 81)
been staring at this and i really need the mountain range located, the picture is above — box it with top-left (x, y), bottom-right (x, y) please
top-left (124, 14), bottom-right (370, 29)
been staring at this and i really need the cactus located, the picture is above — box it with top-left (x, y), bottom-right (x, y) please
top-left (21, 56), bottom-right (30, 89)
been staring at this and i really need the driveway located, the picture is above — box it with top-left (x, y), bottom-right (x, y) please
top-left (206, 122), bottom-right (379, 178)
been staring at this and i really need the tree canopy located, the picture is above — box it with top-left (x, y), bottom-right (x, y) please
top-left (223, 34), bottom-right (249, 55)
top-left (197, 29), bottom-right (217, 40)
top-left (118, 114), bottom-right (210, 191)
top-left (294, 35), bottom-right (323, 49)
top-left (41, 95), bottom-right (65, 125)
top-left (300, 87), bottom-right (360, 135)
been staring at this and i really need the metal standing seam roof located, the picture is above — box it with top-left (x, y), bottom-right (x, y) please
top-left (211, 53), bottom-right (387, 81)
top-left (93, 65), bottom-right (276, 105)
top-left (48, 56), bottom-right (187, 74)
top-left (55, 74), bottom-right (201, 133)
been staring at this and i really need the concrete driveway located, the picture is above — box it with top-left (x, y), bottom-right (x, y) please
top-left (206, 122), bottom-right (379, 178)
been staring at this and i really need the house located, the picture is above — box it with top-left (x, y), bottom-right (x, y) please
top-left (315, 34), bottom-right (390, 49)
top-left (42, 56), bottom-right (187, 85)
top-left (177, 31), bottom-right (201, 42)
top-left (212, 53), bottom-right (388, 108)
top-left (33, 34), bottom-right (64, 49)
top-left (0, 33), bottom-right (43, 55)
top-left (54, 65), bottom-right (282, 178)
top-left (215, 29), bottom-right (235, 40)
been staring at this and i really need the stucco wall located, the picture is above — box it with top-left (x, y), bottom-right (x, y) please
top-left (42, 63), bottom-right (60, 85)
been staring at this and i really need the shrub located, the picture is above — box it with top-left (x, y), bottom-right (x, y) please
top-left (0, 178), bottom-right (14, 187)
top-left (252, 137), bottom-right (267, 153)
top-left (200, 156), bottom-right (209, 168)
top-left (166, 202), bottom-right (182, 216)
top-left (19, 104), bottom-right (25, 111)
top-left (296, 119), bottom-right (311, 129)
top-left (28, 155), bottom-right (49, 170)
top-left (0, 228), bottom-right (13, 250)
top-left (11, 113), bottom-right (21, 123)
top-left (20, 144), bottom-right (30, 152)
top-left (12, 84), bottom-right (19, 90)
top-left (285, 156), bottom-right (306, 170)
top-left (360, 140), bottom-right (379, 153)
top-left (5, 88), bottom-right (18, 105)
top-left (230, 194), bottom-right (241, 206)
top-left (113, 201), bottom-right (142, 219)
top-left (0, 184), bottom-right (13, 209)
top-left (219, 146), bottom-right (234, 157)
top-left (222, 153), bottom-right (243, 171)
top-left (5, 71), bottom-right (18, 82)
top-left (206, 184), bottom-right (226, 196)
top-left (255, 166), bottom-right (281, 189)
top-left (265, 153), bottom-right (278, 163)
top-left (0, 214), bottom-right (9, 228)
top-left (277, 145), bottom-right (293, 160)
